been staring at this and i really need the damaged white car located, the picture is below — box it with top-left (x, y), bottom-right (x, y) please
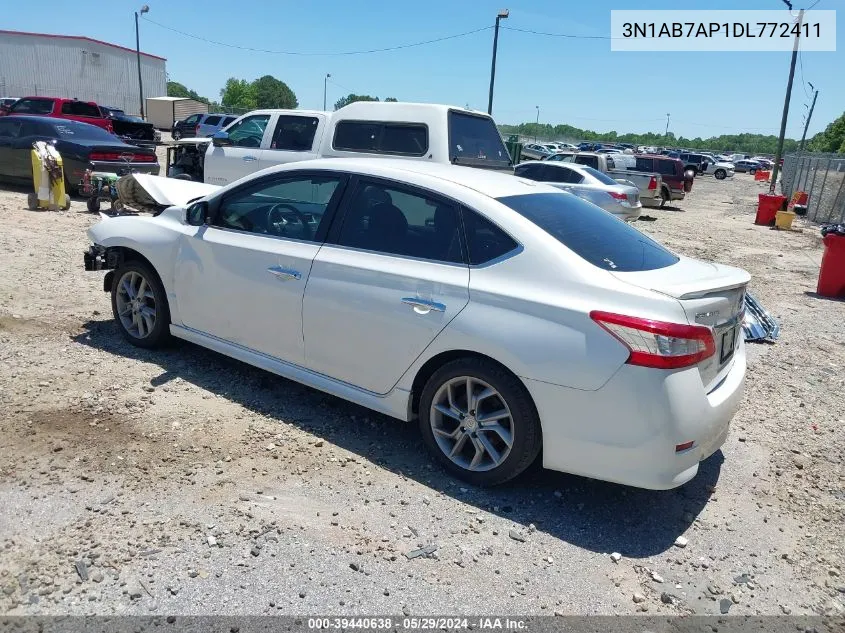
top-left (84, 160), bottom-right (750, 489)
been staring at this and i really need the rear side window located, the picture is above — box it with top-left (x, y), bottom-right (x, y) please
top-left (223, 116), bottom-right (237, 126)
top-left (184, 114), bottom-right (201, 125)
top-left (203, 115), bottom-right (222, 126)
top-left (461, 208), bottom-right (518, 265)
top-left (270, 115), bottom-right (318, 151)
top-left (573, 154), bottom-right (599, 169)
top-left (333, 121), bottom-right (427, 156)
top-left (514, 163), bottom-right (543, 180)
top-left (61, 101), bottom-right (101, 117)
top-left (634, 157), bottom-right (654, 172)
top-left (656, 159), bottom-right (679, 176)
top-left (11, 98), bottom-right (54, 115)
top-left (542, 164), bottom-right (583, 184)
top-left (497, 193), bottom-right (678, 272)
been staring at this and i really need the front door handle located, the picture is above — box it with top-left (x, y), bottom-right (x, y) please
top-left (243, 155), bottom-right (258, 162)
top-left (401, 297), bottom-right (446, 313)
top-left (267, 266), bottom-right (301, 281)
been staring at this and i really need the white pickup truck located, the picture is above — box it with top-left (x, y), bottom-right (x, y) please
top-left (545, 152), bottom-right (664, 207)
top-left (165, 102), bottom-right (513, 185)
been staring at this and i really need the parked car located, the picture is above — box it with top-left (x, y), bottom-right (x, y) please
top-left (629, 155), bottom-right (693, 206)
top-left (520, 143), bottom-right (554, 161)
top-left (514, 161), bottom-right (641, 221)
top-left (702, 159), bottom-right (735, 180)
top-left (196, 114), bottom-right (239, 138)
top-left (0, 116), bottom-right (158, 192)
top-left (174, 102), bottom-right (513, 186)
top-left (171, 113), bottom-right (238, 140)
top-left (84, 158), bottom-right (749, 489)
top-left (99, 106), bottom-right (159, 146)
top-left (546, 151), bottom-right (663, 208)
top-left (733, 159), bottom-right (763, 174)
top-left (751, 157), bottom-right (773, 169)
top-left (2, 97), bottom-right (114, 133)
top-left (677, 152), bottom-right (710, 175)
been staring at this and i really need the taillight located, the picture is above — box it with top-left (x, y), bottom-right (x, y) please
top-left (607, 191), bottom-right (627, 200)
top-left (648, 176), bottom-right (657, 190)
top-left (590, 311), bottom-right (715, 369)
top-left (89, 152), bottom-right (155, 162)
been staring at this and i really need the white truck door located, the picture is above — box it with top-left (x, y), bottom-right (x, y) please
top-left (203, 113), bottom-right (273, 186)
top-left (258, 114), bottom-right (324, 171)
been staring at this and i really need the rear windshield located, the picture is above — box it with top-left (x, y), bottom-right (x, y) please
top-left (11, 98), bottom-right (54, 115)
top-left (448, 111), bottom-right (511, 168)
top-left (497, 193), bottom-right (679, 272)
top-left (49, 120), bottom-right (117, 141)
top-left (581, 166), bottom-right (618, 185)
top-left (333, 121), bottom-right (428, 156)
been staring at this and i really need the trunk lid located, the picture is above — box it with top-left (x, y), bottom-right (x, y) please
top-left (612, 257), bottom-right (750, 391)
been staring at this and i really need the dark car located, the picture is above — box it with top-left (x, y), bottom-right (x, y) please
top-left (734, 159), bottom-right (763, 174)
top-left (99, 106), bottom-right (158, 147)
top-left (628, 154), bottom-right (693, 206)
top-left (0, 115), bottom-right (159, 192)
top-left (677, 152), bottom-right (709, 175)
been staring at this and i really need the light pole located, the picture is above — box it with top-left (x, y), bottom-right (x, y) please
top-left (534, 105), bottom-right (540, 142)
top-left (487, 9), bottom-right (509, 115)
top-left (665, 113), bottom-right (670, 138)
top-left (323, 73), bottom-right (331, 111)
top-left (135, 4), bottom-right (149, 119)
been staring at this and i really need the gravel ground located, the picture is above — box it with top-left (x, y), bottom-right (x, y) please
top-left (0, 171), bottom-right (842, 617)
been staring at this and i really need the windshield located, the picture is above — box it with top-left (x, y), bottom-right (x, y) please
top-left (581, 166), bottom-right (618, 186)
top-left (497, 193), bottom-right (678, 272)
top-left (50, 120), bottom-right (118, 142)
top-left (448, 111), bottom-right (511, 168)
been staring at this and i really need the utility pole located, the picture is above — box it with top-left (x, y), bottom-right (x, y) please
top-left (665, 113), bottom-right (670, 138)
top-left (135, 5), bottom-right (149, 119)
top-left (798, 85), bottom-right (818, 151)
top-left (534, 105), bottom-right (539, 142)
top-left (770, 9), bottom-right (803, 194)
top-left (487, 10), bottom-right (509, 115)
top-left (323, 73), bottom-right (331, 111)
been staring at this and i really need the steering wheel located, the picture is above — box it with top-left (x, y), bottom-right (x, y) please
top-left (267, 203), bottom-right (312, 240)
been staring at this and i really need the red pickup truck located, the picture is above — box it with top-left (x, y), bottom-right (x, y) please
top-left (0, 97), bottom-right (113, 133)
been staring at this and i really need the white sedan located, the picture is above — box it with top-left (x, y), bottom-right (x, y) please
top-left (84, 159), bottom-right (749, 489)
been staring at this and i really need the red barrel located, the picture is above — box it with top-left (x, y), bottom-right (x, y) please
top-left (756, 193), bottom-right (786, 225)
top-left (817, 234), bottom-right (845, 298)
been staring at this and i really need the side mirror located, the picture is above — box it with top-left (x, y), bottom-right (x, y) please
top-left (212, 131), bottom-right (231, 147)
top-left (185, 201), bottom-right (208, 226)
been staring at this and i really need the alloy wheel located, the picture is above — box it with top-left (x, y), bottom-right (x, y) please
top-left (429, 376), bottom-right (514, 472)
top-left (115, 270), bottom-right (157, 339)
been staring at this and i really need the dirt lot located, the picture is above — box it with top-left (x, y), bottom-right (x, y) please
top-left (0, 171), bottom-right (842, 617)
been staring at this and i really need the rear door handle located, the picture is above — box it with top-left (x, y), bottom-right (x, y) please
top-left (401, 297), bottom-right (446, 313)
top-left (267, 266), bottom-right (301, 281)
top-left (243, 155), bottom-right (258, 162)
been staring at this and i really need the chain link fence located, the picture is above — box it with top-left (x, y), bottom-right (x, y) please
top-left (781, 152), bottom-right (845, 224)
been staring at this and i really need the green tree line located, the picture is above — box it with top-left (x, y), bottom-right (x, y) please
top-left (333, 94), bottom-right (398, 110)
top-left (168, 75), bottom-right (298, 112)
top-left (808, 111), bottom-right (845, 153)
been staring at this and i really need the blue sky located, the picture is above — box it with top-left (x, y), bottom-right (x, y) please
top-left (5, 0), bottom-right (842, 139)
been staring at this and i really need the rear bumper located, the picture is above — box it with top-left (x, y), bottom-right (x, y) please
top-left (671, 189), bottom-right (686, 201)
top-left (525, 341), bottom-right (746, 490)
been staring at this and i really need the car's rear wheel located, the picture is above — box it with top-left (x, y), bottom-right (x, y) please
top-left (172, 129), bottom-right (182, 140)
top-left (419, 358), bottom-right (542, 486)
top-left (659, 186), bottom-right (670, 207)
top-left (714, 169), bottom-right (727, 180)
top-left (111, 260), bottom-right (170, 348)
top-left (749, 168), bottom-right (756, 175)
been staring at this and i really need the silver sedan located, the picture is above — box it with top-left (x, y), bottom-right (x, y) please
top-left (514, 161), bottom-right (642, 221)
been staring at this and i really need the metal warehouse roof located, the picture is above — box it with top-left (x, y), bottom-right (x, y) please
top-left (0, 29), bottom-right (166, 61)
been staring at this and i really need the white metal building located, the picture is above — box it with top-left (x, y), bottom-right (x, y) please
top-left (0, 30), bottom-right (166, 116)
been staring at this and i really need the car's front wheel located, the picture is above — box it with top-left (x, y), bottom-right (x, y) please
top-left (714, 169), bottom-right (727, 180)
top-left (419, 358), bottom-right (542, 486)
top-left (111, 260), bottom-right (170, 348)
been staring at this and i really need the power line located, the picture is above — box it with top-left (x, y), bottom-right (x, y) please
top-left (141, 17), bottom-right (492, 56)
top-left (500, 25), bottom-right (615, 40)
top-left (798, 50), bottom-right (811, 99)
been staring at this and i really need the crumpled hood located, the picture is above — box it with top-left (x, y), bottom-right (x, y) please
top-left (117, 174), bottom-right (219, 213)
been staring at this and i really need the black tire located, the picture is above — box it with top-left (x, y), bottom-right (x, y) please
top-left (87, 197), bottom-right (101, 213)
top-left (110, 260), bottom-right (171, 349)
top-left (749, 168), bottom-right (756, 175)
top-left (26, 192), bottom-right (39, 210)
top-left (418, 357), bottom-right (542, 486)
top-left (714, 169), bottom-right (727, 180)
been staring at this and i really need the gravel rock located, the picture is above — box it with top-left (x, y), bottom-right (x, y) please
top-left (610, 552), bottom-right (622, 563)
top-left (720, 598), bottom-right (732, 614)
top-left (673, 536), bottom-right (688, 548)
top-left (650, 571), bottom-right (664, 583)
top-left (632, 592), bottom-right (646, 604)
